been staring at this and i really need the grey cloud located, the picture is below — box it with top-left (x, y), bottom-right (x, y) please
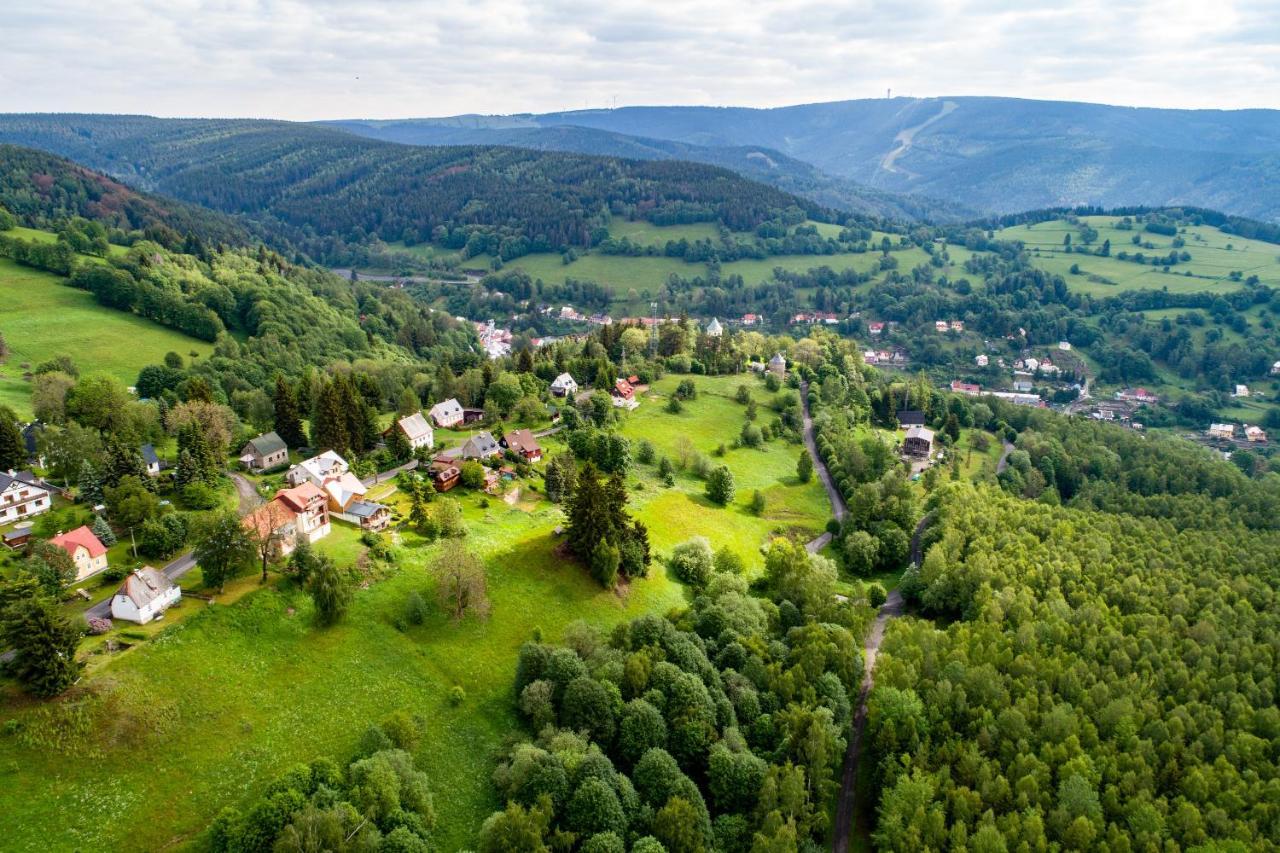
top-left (0, 0), bottom-right (1275, 119)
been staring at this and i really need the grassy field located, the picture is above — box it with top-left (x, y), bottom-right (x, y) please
top-left (0, 371), bottom-right (835, 851)
top-left (617, 374), bottom-right (833, 567)
top-left (998, 216), bottom-right (1280, 296)
top-left (0, 259), bottom-right (214, 417)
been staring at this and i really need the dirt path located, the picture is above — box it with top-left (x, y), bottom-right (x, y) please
top-left (832, 588), bottom-right (906, 852)
top-left (831, 501), bottom-right (933, 850)
top-left (229, 472), bottom-right (261, 515)
top-left (996, 440), bottom-right (1015, 474)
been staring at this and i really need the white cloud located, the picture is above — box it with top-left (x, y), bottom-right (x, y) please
top-left (0, 0), bottom-right (1275, 118)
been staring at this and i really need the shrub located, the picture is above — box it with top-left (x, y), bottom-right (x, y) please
top-left (668, 537), bottom-right (714, 588)
top-left (405, 591), bottom-right (429, 626)
top-left (636, 440), bottom-right (655, 465)
top-left (182, 481), bottom-right (221, 510)
top-left (705, 465), bottom-right (735, 505)
top-left (867, 582), bottom-right (888, 608)
top-left (86, 617), bottom-right (113, 635)
top-left (450, 685), bottom-right (466, 706)
top-left (749, 490), bottom-right (766, 515)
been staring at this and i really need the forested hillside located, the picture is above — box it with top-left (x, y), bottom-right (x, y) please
top-left (871, 479), bottom-right (1280, 849)
top-left (0, 143), bottom-right (249, 249)
top-left (0, 116), bottom-right (826, 267)
top-left (325, 119), bottom-right (975, 224)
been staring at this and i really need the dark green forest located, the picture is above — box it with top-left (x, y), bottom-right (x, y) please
top-left (0, 117), bottom-right (825, 267)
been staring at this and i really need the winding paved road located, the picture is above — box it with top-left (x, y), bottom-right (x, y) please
top-left (996, 440), bottom-right (1016, 474)
top-left (799, 382), bottom-right (847, 554)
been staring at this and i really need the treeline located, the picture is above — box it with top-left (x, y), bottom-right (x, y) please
top-left (872, 483), bottom-right (1280, 850)
top-left (480, 538), bottom-right (872, 852)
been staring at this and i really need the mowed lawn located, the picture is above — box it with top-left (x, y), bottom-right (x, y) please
top-left (0, 259), bottom-right (213, 417)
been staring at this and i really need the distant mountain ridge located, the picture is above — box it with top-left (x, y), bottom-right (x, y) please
top-left (324, 118), bottom-right (977, 223)
top-left (334, 97), bottom-right (1280, 222)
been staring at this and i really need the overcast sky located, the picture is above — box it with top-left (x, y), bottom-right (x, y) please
top-left (3, 0), bottom-right (1276, 119)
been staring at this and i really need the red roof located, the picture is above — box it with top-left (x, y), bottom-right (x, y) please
top-left (275, 482), bottom-right (325, 512)
top-left (50, 525), bottom-right (107, 559)
top-left (627, 375), bottom-right (640, 385)
top-left (614, 379), bottom-right (635, 399)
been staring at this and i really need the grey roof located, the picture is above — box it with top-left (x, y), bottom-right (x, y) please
top-left (461, 431), bottom-right (500, 458)
top-left (245, 431), bottom-right (287, 456)
top-left (0, 470), bottom-right (50, 492)
top-left (140, 444), bottom-right (159, 465)
top-left (897, 410), bottom-right (926, 426)
top-left (396, 412), bottom-right (433, 441)
top-left (769, 352), bottom-right (787, 366)
top-left (118, 567), bottom-right (176, 608)
top-left (346, 501), bottom-right (388, 519)
top-left (905, 425), bottom-right (935, 442)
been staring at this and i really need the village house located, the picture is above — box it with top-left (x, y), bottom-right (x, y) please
top-left (1059, 341), bottom-right (1072, 351)
top-left (49, 525), bottom-right (109, 582)
top-left (1208, 423), bottom-right (1236, 440)
top-left (429, 398), bottom-right (465, 429)
top-left (0, 470), bottom-right (53, 523)
top-left (140, 444), bottom-right (161, 477)
top-left (275, 482), bottom-right (331, 544)
top-left (387, 412), bottom-right (434, 451)
top-left (1272, 361), bottom-right (1280, 376)
top-left (768, 353), bottom-right (787, 374)
top-left (502, 428), bottom-right (543, 462)
top-left (989, 391), bottom-right (1045, 407)
top-left (705, 317), bottom-right (723, 337)
top-left (287, 449), bottom-right (348, 487)
top-left (287, 450), bottom-right (367, 513)
top-left (431, 463), bottom-right (461, 492)
top-left (1116, 388), bottom-right (1159, 404)
top-left (344, 501), bottom-right (391, 531)
top-left (868, 321), bottom-right (884, 336)
top-left (1246, 425), bottom-right (1267, 443)
top-left (239, 431), bottom-right (289, 472)
top-left (111, 566), bottom-right (181, 624)
top-left (243, 498), bottom-right (301, 558)
top-left (550, 372), bottom-right (578, 397)
top-left (950, 320), bottom-right (964, 332)
top-left (741, 313), bottom-right (758, 326)
top-left (1233, 384), bottom-right (1250, 398)
top-left (475, 319), bottom-right (513, 360)
top-left (935, 320), bottom-right (949, 333)
top-left (897, 410), bottom-right (926, 428)
top-left (1012, 371), bottom-right (1034, 393)
top-left (951, 381), bottom-right (981, 395)
top-left (612, 378), bottom-right (637, 404)
top-left (903, 425), bottom-right (934, 458)
top-left (460, 431), bottom-right (501, 461)
top-left (975, 354), bottom-right (989, 367)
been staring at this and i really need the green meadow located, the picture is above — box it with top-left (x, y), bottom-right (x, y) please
top-left (0, 258), bottom-right (214, 417)
top-left (998, 216), bottom-right (1280, 296)
top-left (0, 372), bottom-right (835, 851)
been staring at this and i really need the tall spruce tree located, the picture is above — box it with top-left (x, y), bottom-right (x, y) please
top-left (0, 408), bottom-right (24, 471)
top-left (103, 440), bottom-right (150, 490)
top-left (272, 375), bottom-right (307, 449)
top-left (311, 379), bottom-right (350, 456)
top-left (77, 459), bottom-right (104, 505)
top-left (0, 579), bottom-right (83, 697)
